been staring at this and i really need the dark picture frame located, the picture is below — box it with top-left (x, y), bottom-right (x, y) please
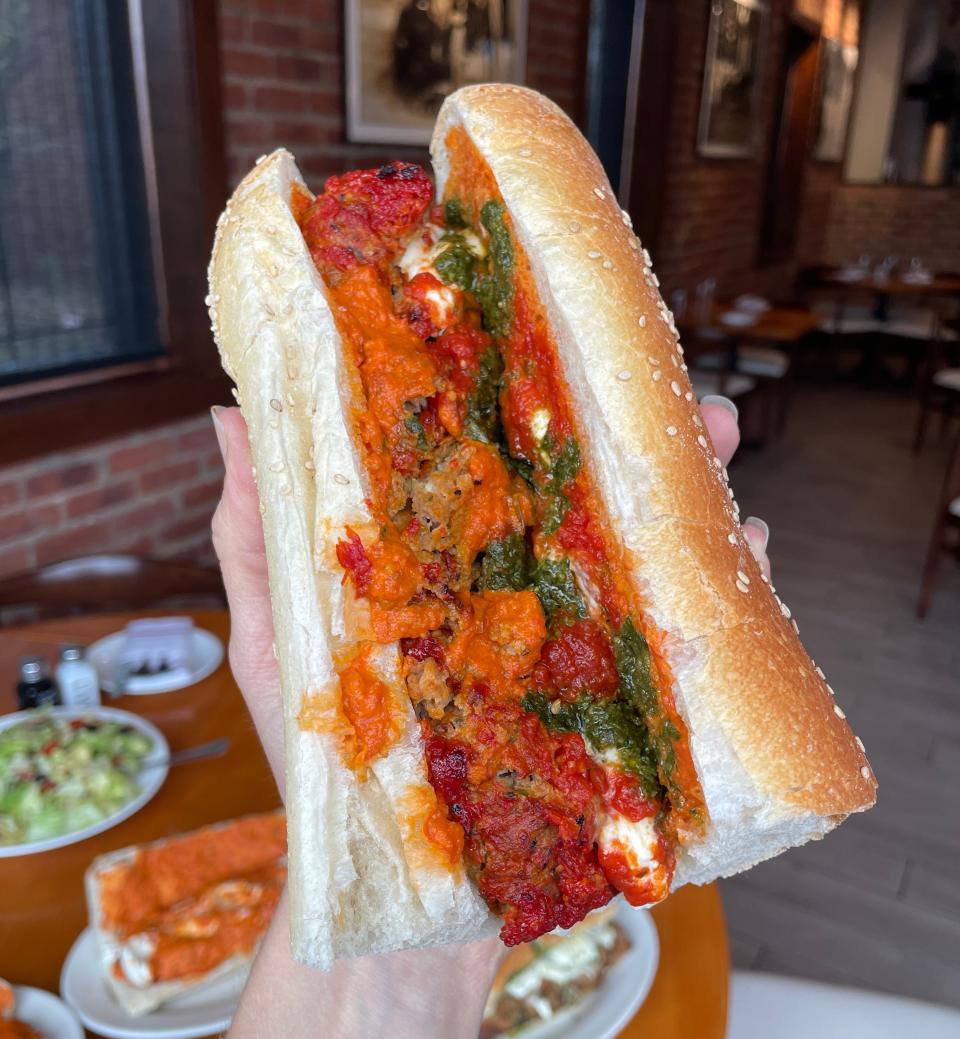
top-left (345, 0), bottom-right (528, 146)
top-left (697, 0), bottom-right (769, 159)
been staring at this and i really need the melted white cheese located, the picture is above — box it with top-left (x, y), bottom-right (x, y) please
top-left (598, 814), bottom-right (661, 879)
top-left (117, 933), bottom-right (156, 989)
top-left (503, 921), bottom-right (619, 1012)
top-left (530, 408), bottom-right (551, 444)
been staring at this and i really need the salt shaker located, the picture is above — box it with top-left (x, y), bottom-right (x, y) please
top-left (55, 645), bottom-right (101, 708)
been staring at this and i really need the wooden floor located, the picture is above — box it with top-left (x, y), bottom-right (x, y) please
top-left (718, 385), bottom-right (960, 1008)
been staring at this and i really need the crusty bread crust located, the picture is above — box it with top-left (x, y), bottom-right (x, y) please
top-left (207, 151), bottom-right (495, 969)
top-left (206, 87), bottom-right (875, 967)
top-left (432, 86), bottom-right (875, 884)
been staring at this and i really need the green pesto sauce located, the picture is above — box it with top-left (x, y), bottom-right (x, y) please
top-left (444, 197), bottom-right (468, 229)
top-left (435, 234), bottom-right (477, 291)
top-left (540, 436), bottom-right (581, 535)
top-left (476, 201), bottom-right (515, 339)
top-left (532, 557), bottom-right (587, 624)
top-left (464, 347), bottom-right (504, 444)
top-left (522, 690), bottom-right (662, 799)
top-left (479, 533), bottom-right (532, 592)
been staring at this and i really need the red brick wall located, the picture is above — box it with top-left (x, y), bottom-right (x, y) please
top-left (219, 0), bottom-right (590, 187)
top-left (652, 0), bottom-right (793, 298)
top-left (0, 415), bottom-right (223, 580)
top-left (811, 185), bottom-right (960, 271)
top-left (1, 0), bottom-right (590, 582)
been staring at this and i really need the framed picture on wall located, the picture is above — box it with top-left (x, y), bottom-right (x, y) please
top-left (345, 0), bottom-right (529, 146)
top-left (697, 0), bottom-right (770, 159)
top-left (812, 39), bottom-right (858, 162)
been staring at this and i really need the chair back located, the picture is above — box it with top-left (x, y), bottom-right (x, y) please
top-left (0, 554), bottom-right (225, 626)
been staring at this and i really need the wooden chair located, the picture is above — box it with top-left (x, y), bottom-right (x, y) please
top-left (912, 316), bottom-right (960, 453)
top-left (0, 554), bottom-right (226, 626)
top-left (916, 431), bottom-right (960, 619)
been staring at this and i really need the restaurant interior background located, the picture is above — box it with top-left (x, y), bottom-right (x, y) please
top-left (1, 0), bottom-right (959, 1034)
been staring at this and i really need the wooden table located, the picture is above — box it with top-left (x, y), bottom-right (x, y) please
top-left (0, 610), bottom-right (729, 1038)
top-left (810, 266), bottom-right (960, 300)
top-left (679, 303), bottom-right (819, 346)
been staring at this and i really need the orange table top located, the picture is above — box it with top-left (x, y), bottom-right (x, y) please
top-left (0, 609), bottom-right (728, 1038)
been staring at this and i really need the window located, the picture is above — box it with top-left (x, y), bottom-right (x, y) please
top-left (0, 0), bottom-right (160, 388)
top-left (0, 1), bottom-right (229, 466)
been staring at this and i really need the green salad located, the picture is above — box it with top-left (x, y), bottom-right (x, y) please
top-left (0, 714), bottom-right (155, 845)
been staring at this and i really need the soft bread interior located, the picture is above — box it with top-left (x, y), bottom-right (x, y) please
top-left (208, 151), bottom-right (495, 969)
top-left (431, 86), bottom-right (875, 887)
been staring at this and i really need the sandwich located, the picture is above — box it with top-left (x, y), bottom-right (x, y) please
top-left (480, 906), bottom-right (631, 1038)
top-left (206, 84), bottom-right (875, 970)
top-left (85, 811), bottom-right (286, 1015)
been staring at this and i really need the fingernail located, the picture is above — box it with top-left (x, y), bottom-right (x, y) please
top-left (743, 516), bottom-right (770, 553)
top-left (701, 395), bottom-right (739, 421)
top-left (211, 405), bottom-right (228, 464)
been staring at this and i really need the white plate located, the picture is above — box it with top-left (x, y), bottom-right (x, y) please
top-left (901, 271), bottom-right (933, 285)
top-left (61, 929), bottom-right (244, 1039)
top-left (733, 294), bottom-right (771, 314)
top-left (11, 986), bottom-right (84, 1039)
top-left (0, 707), bottom-right (169, 858)
top-left (719, 310), bottom-right (758, 329)
top-left (89, 628), bottom-right (225, 696)
top-left (502, 902), bottom-right (660, 1039)
top-left (834, 268), bottom-right (867, 282)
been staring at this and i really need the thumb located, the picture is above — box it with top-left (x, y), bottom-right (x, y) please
top-left (211, 406), bottom-right (284, 779)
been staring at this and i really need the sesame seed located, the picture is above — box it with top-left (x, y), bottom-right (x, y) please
top-left (692, 414), bottom-right (703, 428)
top-left (643, 248), bottom-right (652, 266)
top-left (621, 209), bottom-right (632, 226)
top-left (791, 618), bottom-right (800, 634)
top-left (860, 766), bottom-right (871, 779)
top-left (269, 460), bottom-right (285, 473)
top-left (834, 704), bottom-right (846, 719)
top-left (727, 486), bottom-right (735, 499)
top-left (569, 220), bottom-right (581, 233)
top-left (652, 370), bottom-right (663, 382)
top-left (270, 398), bottom-right (282, 412)
top-left (736, 579), bottom-right (749, 593)
top-left (671, 380), bottom-right (681, 396)
top-left (666, 424), bottom-right (677, 436)
top-left (826, 683), bottom-right (836, 697)
top-left (255, 154), bottom-right (266, 165)
top-left (760, 573), bottom-right (769, 583)
top-left (304, 460), bottom-right (315, 470)
top-left (593, 186), bottom-right (605, 199)
top-left (588, 249), bottom-right (602, 259)
top-left (617, 369), bottom-right (632, 381)
top-left (519, 147), bottom-right (532, 157)
top-left (648, 356), bottom-right (660, 365)
top-left (550, 699), bottom-right (563, 715)
top-left (727, 532), bottom-right (737, 544)
top-left (602, 259), bottom-right (613, 270)
top-left (639, 315), bottom-right (647, 327)
top-left (286, 392), bottom-right (295, 407)
top-left (628, 238), bottom-right (639, 250)
top-left (671, 354), bottom-right (679, 367)
top-left (780, 601), bottom-right (791, 618)
top-left (698, 435), bottom-right (709, 448)
top-left (737, 570), bottom-right (750, 584)
top-left (652, 272), bottom-right (660, 287)
top-left (815, 666), bottom-right (825, 679)
top-left (680, 362), bottom-right (688, 371)
top-left (713, 456), bottom-right (723, 468)
top-left (855, 736), bottom-right (865, 751)
top-left (333, 473), bottom-right (350, 486)
top-left (685, 391), bottom-right (693, 401)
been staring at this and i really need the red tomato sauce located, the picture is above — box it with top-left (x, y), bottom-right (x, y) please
top-left (295, 147), bottom-right (704, 943)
